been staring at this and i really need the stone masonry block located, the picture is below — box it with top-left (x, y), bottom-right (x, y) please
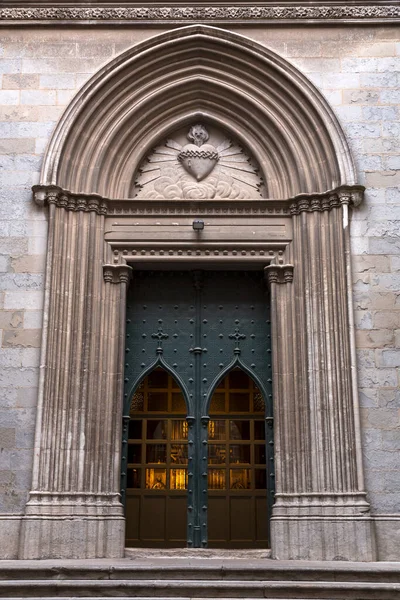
top-left (379, 389), bottom-right (400, 408)
top-left (2, 74), bottom-right (39, 90)
top-left (360, 72), bottom-right (400, 87)
top-left (377, 57), bottom-right (400, 71)
top-left (0, 60), bottom-right (22, 75)
top-left (377, 349), bottom-right (400, 368)
top-left (76, 43), bottom-right (115, 59)
top-left (380, 89), bottom-right (400, 104)
top-left (0, 121), bottom-right (55, 139)
top-left (387, 187), bottom-right (400, 203)
top-left (0, 139), bottom-right (35, 154)
top-left (4, 291), bottom-right (43, 310)
top-left (21, 58), bottom-right (100, 75)
top-left (382, 121), bottom-right (400, 137)
top-left (10, 255), bottom-right (46, 274)
top-left (364, 138), bottom-right (400, 153)
top-left (366, 171), bottom-right (400, 187)
top-left (0, 368), bottom-right (39, 387)
top-left (362, 106), bottom-right (398, 122)
top-left (341, 58), bottom-right (378, 72)
top-left (343, 90), bottom-right (379, 104)
top-left (39, 74), bottom-right (76, 89)
top-left (357, 349), bottom-right (376, 368)
top-left (371, 273), bottom-right (400, 291)
top-left (4, 42), bottom-right (76, 59)
top-left (20, 90), bottom-right (56, 106)
top-left (369, 236), bottom-right (400, 254)
top-left (345, 123), bottom-right (381, 139)
top-left (353, 255), bottom-right (391, 275)
top-left (0, 273), bottom-right (44, 291)
top-left (0, 428), bottom-right (15, 449)
top-left (321, 72), bottom-right (360, 89)
top-left (23, 311), bottom-right (42, 330)
top-left (0, 91), bottom-right (19, 105)
top-left (335, 105), bottom-right (362, 122)
top-left (382, 430), bottom-right (400, 451)
top-left (391, 257), bottom-right (400, 271)
top-left (359, 389), bottom-right (379, 408)
top-left (362, 429), bottom-right (382, 453)
top-left (385, 155), bottom-right (400, 170)
top-left (358, 368), bottom-right (398, 388)
top-left (16, 387), bottom-right (38, 409)
top-left (2, 329), bottom-right (41, 348)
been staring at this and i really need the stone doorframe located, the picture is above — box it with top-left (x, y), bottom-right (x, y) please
top-left (18, 26), bottom-right (376, 561)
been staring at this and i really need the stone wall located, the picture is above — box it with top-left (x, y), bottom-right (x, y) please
top-left (0, 24), bottom-right (399, 557)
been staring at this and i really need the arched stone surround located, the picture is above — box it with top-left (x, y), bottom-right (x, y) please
top-left (19, 25), bottom-right (376, 561)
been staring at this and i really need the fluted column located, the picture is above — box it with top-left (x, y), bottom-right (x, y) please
top-left (19, 187), bottom-right (130, 559)
top-left (266, 189), bottom-right (376, 561)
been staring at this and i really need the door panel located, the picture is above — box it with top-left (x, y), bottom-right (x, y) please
top-left (123, 271), bottom-right (274, 548)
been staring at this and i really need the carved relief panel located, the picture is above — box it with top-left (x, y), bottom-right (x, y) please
top-left (133, 124), bottom-right (266, 200)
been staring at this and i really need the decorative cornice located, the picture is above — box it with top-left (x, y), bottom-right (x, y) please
top-left (1, 4), bottom-right (399, 25)
top-left (32, 184), bottom-right (365, 216)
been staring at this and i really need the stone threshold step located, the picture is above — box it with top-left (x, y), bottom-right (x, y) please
top-left (1, 560), bottom-right (400, 583)
top-left (1, 579), bottom-right (400, 599)
top-left (125, 548), bottom-right (273, 559)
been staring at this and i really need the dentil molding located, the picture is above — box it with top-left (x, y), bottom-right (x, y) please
top-left (1, 3), bottom-right (399, 24)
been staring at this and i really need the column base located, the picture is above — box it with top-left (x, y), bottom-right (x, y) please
top-left (271, 493), bottom-right (376, 561)
top-left (19, 492), bottom-right (125, 559)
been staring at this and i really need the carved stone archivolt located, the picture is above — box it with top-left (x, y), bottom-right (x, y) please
top-left (21, 26), bottom-right (376, 562)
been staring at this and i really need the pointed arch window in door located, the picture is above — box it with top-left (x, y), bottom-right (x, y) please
top-left (207, 368), bottom-right (268, 548)
top-left (125, 367), bottom-right (188, 547)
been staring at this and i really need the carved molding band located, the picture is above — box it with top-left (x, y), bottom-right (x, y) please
top-left (1, 5), bottom-right (399, 24)
top-left (32, 184), bottom-right (365, 216)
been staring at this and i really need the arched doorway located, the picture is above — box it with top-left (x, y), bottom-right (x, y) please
top-left (22, 25), bottom-right (374, 561)
top-left (123, 270), bottom-right (273, 548)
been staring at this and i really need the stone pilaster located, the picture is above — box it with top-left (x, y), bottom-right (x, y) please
top-left (266, 191), bottom-right (376, 561)
top-left (19, 187), bottom-right (130, 559)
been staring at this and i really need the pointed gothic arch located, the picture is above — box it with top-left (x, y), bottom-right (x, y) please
top-left (23, 25), bottom-right (375, 561)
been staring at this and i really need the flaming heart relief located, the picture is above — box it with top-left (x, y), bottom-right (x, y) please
top-left (178, 124), bottom-right (219, 181)
top-left (134, 123), bottom-right (264, 200)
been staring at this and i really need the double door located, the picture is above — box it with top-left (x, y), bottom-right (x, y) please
top-left (122, 270), bottom-right (274, 548)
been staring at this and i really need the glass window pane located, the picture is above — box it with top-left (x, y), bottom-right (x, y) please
top-left (208, 469), bottom-right (226, 490)
top-left (208, 444), bottom-right (226, 465)
top-left (230, 468), bottom-right (251, 490)
top-left (148, 391), bottom-right (168, 412)
top-left (254, 444), bottom-right (266, 464)
top-left (253, 389), bottom-right (266, 412)
top-left (209, 420), bottom-right (226, 440)
top-left (229, 420), bottom-right (250, 440)
top-left (145, 468), bottom-right (167, 489)
top-left (229, 393), bottom-right (250, 412)
top-left (171, 444), bottom-right (188, 464)
top-left (229, 370), bottom-right (250, 389)
top-left (130, 390), bottom-right (144, 412)
top-left (170, 468), bottom-right (187, 490)
top-left (171, 420), bottom-right (188, 440)
top-left (147, 420), bottom-right (167, 439)
top-left (171, 392), bottom-right (186, 413)
top-left (255, 468), bottom-right (267, 489)
top-left (210, 392), bottom-right (225, 413)
top-left (146, 444), bottom-right (167, 463)
top-left (229, 444), bottom-right (250, 464)
top-left (129, 419), bottom-right (142, 440)
top-left (128, 444), bottom-right (141, 464)
top-left (147, 369), bottom-right (168, 388)
top-left (254, 421), bottom-right (265, 440)
top-left (127, 468), bottom-right (141, 489)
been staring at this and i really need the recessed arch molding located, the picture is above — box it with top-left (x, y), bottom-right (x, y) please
top-left (19, 26), bottom-right (376, 562)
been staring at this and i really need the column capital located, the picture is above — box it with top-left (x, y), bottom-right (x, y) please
top-left (103, 263), bottom-right (132, 285)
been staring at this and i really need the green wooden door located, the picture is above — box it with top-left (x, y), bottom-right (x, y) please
top-left (122, 270), bottom-right (274, 548)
